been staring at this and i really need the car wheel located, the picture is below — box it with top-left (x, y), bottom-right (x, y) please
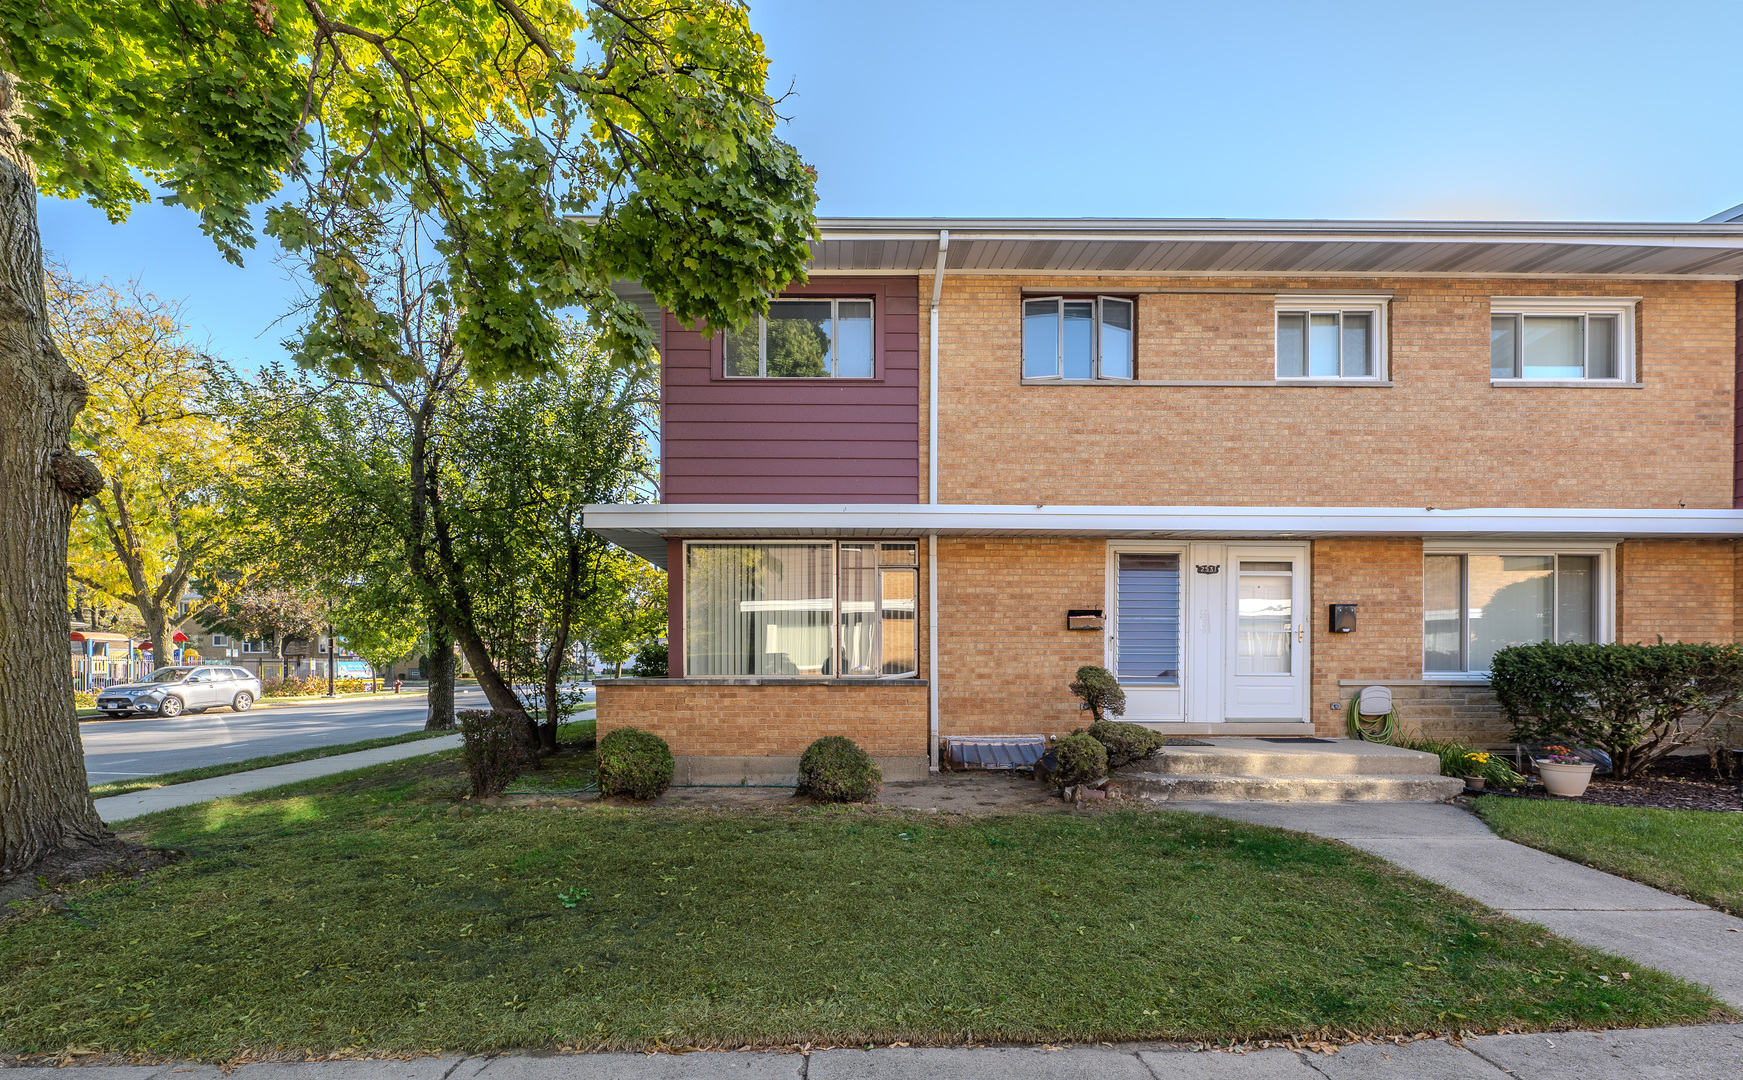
top-left (159, 695), bottom-right (184, 718)
top-left (233, 692), bottom-right (254, 712)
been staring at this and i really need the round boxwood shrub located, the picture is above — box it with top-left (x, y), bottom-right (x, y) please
top-left (596, 727), bottom-right (674, 800)
top-left (796, 735), bottom-right (883, 802)
top-left (1049, 729), bottom-right (1108, 790)
top-left (1088, 718), bottom-right (1165, 769)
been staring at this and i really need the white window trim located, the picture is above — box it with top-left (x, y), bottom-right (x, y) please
top-left (1022, 295), bottom-right (1136, 382)
top-left (1421, 540), bottom-right (1616, 679)
top-left (1273, 294), bottom-right (1389, 382)
top-left (1489, 297), bottom-right (1637, 385)
top-left (211, 634), bottom-right (228, 648)
top-left (724, 297), bottom-right (877, 379)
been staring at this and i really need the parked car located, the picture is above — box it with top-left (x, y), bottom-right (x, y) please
top-left (94, 666), bottom-right (263, 718)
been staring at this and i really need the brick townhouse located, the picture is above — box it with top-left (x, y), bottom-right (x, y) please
top-left (587, 215), bottom-right (1743, 784)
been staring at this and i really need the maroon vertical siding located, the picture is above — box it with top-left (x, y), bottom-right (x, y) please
top-left (661, 277), bottom-right (921, 503)
top-left (665, 537), bottom-right (685, 678)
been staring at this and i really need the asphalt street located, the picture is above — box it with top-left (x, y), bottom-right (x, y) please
top-left (78, 689), bottom-right (496, 779)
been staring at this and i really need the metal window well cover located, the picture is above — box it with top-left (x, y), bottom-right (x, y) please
top-left (943, 734), bottom-right (1047, 769)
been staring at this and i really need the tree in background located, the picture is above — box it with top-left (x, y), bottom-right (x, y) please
top-left (205, 587), bottom-right (325, 681)
top-left (331, 589), bottom-right (424, 694)
top-left (0, 0), bottom-right (815, 876)
top-left (584, 557), bottom-right (669, 678)
top-left (50, 265), bottom-right (253, 658)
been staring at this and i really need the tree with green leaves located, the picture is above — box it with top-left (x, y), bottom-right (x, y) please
top-left (0, 0), bottom-right (816, 875)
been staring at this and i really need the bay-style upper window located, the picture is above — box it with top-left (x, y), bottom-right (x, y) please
top-left (1490, 298), bottom-right (1635, 382)
top-left (1424, 549), bottom-right (1608, 674)
top-left (1275, 296), bottom-right (1388, 380)
top-left (685, 541), bottom-right (917, 678)
top-left (1022, 296), bottom-right (1134, 380)
top-left (725, 298), bottom-right (874, 378)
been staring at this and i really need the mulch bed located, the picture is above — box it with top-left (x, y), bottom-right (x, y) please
top-left (1494, 754), bottom-right (1743, 813)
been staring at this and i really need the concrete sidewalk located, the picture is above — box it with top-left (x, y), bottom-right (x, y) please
top-left (93, 735), bottom-right (462, 823)
top-left (7, 1024), bottom-right (1742, 1078)
top-left (1178, 801), bottom-right (1743, 1008)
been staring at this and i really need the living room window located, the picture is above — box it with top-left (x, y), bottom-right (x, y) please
top-left (724, 298), bottom-right (875, 378)
top-left (685, 540), bottom-right (918, 678)
top-left (1423, 548), bottom-right (1610, 674)
top-left (1490, 298), bottom-right (1635, 381)
top-left (1275, 296), bottom-right (1388, 380)
top-left (1022, 296), bottom-right (1134, 380)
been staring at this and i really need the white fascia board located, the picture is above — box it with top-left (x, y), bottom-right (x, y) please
top-left (585, 503), bottom-right (1743, 566)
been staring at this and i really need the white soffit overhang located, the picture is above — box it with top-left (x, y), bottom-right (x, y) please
top-left (584, 503), bottom-right (1743, 567)
top-left (804, 218), bottom-right (1743, 279)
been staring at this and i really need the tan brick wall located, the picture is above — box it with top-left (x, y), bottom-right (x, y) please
top-left (1310, 539), bottom-right (1425, 736)
top-left (1338, 681), bottom-right (1513, 747)
top-left (1617, 539), bottom-right (1737, 644)
top-left (595, 681), bottom-right (928, 758)
top-left (930, 275), bottom-right (1735, 508)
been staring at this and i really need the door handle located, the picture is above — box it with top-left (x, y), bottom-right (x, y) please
top-left (1297, 624), bottom-right (1304, 643)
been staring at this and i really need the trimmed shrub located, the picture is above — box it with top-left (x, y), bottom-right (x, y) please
top-left (1068, 665), bottom-right (1126, 722)
top-left (459, 708), bottom-right (529, 797)
top-left (1088, 718), bottom-right (1165, 769)
top-left (796, 736), bottom-right (882, 802)
top-left (1491, 641), bottom-right (1743, 780)
top-left (1048, 730), bottom-right (1108, 790)
top-left (597, 727), bottom-right (674, 800)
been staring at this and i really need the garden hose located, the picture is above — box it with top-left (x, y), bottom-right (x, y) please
top-left (1346, 695), bottom-right (1400, 743)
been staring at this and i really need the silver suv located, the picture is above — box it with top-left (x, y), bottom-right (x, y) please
top-left (95, 666), bottom-right (264, 719)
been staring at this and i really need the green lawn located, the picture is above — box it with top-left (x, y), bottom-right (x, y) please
top-left (87, 730), bottom-right (454, 799)
top-left (1476, 796), bottom-right (1743, 914)
top-left (2, 751), bottom-right (1728, 1060)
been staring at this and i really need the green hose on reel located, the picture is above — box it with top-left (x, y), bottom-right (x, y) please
top-left (1346, 693), bottom-right (1400, 743)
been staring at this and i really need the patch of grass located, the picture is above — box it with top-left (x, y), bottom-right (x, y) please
top-left (2, 752), bottom-right (1728, 1059)
top-left (87, 730), bottom-right (453, 799)
top-left (1475, 796), bottom-right (1743, 914)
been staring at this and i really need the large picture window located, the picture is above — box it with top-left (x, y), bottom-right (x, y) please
top-left (686, 541), bottom-right (918, 678)
top-left (724, 298), bottom-right (875, 378)
top-left (1022, 296), bottom-right (1134, 380)
top-left (1424, 551), bottom-right (1606, 674)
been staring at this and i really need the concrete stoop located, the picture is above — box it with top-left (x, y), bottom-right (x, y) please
top-left (1119, 737), bottom-right (1465, 803)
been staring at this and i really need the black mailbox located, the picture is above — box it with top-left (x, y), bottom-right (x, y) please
top-left (1329, 604), bottom-right (1358, 634)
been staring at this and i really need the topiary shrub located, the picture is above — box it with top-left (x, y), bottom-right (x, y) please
top-left (1069, 665), bottom-right (1126, 722)
top-left (597, 727), bottom-right (674, 800)
top-left (795, 735), bottom-right (882, 802)
top-left (1087, 718), bottom-right (1164, 769)
top-left (459, 708), bottom-right (529, 797)
top-left (1048, 729), bottom-right (1108, 790)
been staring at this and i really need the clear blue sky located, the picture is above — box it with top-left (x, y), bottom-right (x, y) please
top-left (37, 0), bottom-right (1743, 371)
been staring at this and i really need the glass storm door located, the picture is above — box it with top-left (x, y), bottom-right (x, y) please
top-left (1224, 549), bottom-right (1308, 720)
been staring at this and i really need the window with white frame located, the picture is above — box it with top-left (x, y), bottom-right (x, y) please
top-left (1113, 552), bottom-right (1181, 684)
top-left (1275, 296), bottom-right (1387, 380)
top-left (1022, 296), bottom-right (1134, 380)
top-left (1490, 298), bottom-right (1634, 381)
top-left (241, 639), bottom-right (264, 654)
top-left (1424, 550), bottom-right (1609, 674)
top-left (211, 634), bottom-right (228, 648)
top-left (724, 298), bottom-right (875, 378)
top-left (685, 541), bottom-right (918, 678)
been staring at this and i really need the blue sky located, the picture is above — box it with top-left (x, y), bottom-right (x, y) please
top-left (37, 0), bottom-right (1743, 370)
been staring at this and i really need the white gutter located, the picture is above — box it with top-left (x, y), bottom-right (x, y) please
top-left (927, 231), bottom-right (946, 772)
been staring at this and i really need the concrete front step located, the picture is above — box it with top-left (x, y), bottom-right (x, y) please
top-left (1119, 771), bottom-right (1466, 803)
top-left (1149, 738), bottom-right (1445, 777)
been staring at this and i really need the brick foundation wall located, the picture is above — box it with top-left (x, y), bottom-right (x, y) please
top-left (1617, 539), bottom-right (1737, 644)
top-left (1338, 680), bottom-right (1512, 747)
top-left (594, 680), bottom-right (928, 758)
top-left (1311, 539), bottom-right (1425, 736)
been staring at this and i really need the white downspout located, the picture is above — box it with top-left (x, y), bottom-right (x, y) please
top-left (928, 231), bottom-right (947, 771)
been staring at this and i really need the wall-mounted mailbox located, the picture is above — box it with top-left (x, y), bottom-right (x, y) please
top-left (1329, 603), bottom-right (1358, 634)
top-left (1066, 608), bottom-right (1105, 631)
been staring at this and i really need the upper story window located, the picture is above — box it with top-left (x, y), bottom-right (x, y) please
top-left (1490, 298), bottom-right (1635, 382)
top-left (1022, 296), bottom-right (1134, 380)
top-left (725, 298), bottom-right (874, 378)
top-left (1275, 296), bottom-right (1388, 380)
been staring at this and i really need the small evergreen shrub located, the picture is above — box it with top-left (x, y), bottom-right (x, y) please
top-left (459, 708), bottom-right (529, 797)
top-left (1087, 718), bottom-right (1165, 769)
top-left (597, 727), bottom-right (674, 800)
top-left (796, 735), bottom-right (882, 802)
top-left (1049, 730), bottom-right (1108, 790)
top-left (1069, 665), bottom-right (1126, 721)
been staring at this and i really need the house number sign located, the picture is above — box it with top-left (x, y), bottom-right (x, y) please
top-left (1195, 564), bottom-right (1221, 575)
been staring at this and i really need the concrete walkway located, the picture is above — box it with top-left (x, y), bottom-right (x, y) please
top-left (1178, 801), bottom-right (1743, 1007)
top-left (8, 1024), bottom-right (1743, 1078)
top-left (93, 735), bottom-right (462, 823)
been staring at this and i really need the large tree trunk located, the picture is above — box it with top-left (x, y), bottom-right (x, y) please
top-left (0, 82), bottom-right (110, 874)
top-left (425, 617), bottom-right (455, 730)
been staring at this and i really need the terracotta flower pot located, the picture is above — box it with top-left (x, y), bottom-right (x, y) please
top-left (1536, 760), bottom-right (1595, 797)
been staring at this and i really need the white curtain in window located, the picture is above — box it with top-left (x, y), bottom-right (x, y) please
top-left (686, 544), bottom-right (835, 676)
top-left (1468, 554), bottom-right (1553, 671)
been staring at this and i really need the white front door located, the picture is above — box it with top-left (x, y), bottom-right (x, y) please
top-left (1223, 547), bottom-right (1308, 721)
